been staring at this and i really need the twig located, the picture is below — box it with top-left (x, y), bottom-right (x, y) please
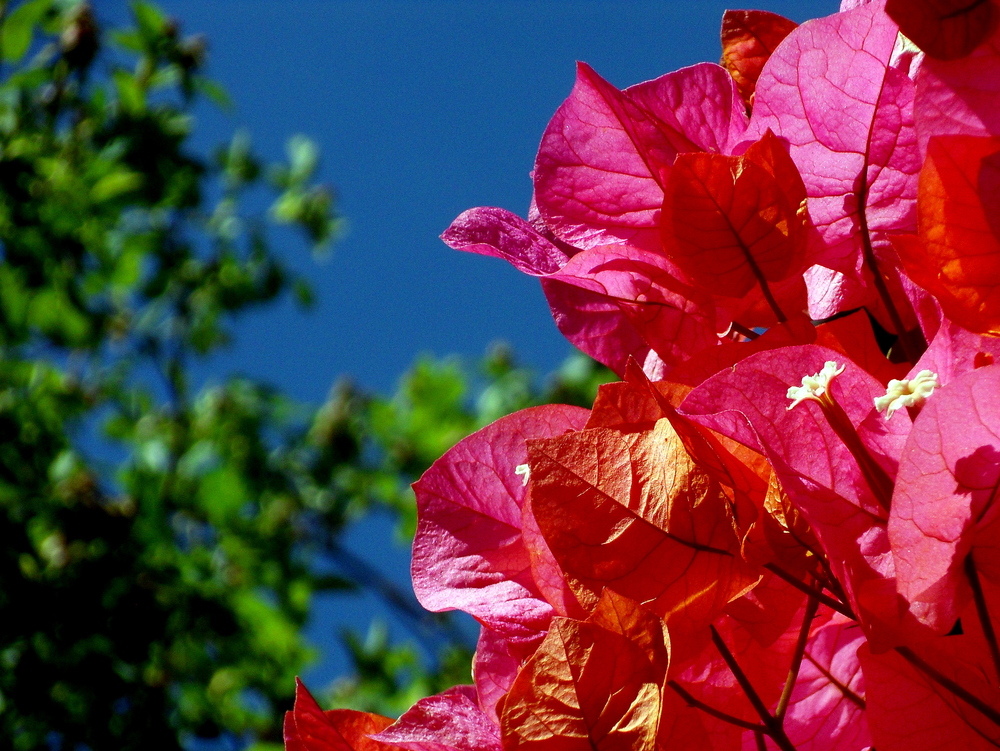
top-left (966, 554), bottom-right (1000, 685)
top-left (711, 625), bottom-right (799, 751)
top-left (776, 595), bottom-right (820, 719)
top-left (667, 680), bottom-right (766, 732)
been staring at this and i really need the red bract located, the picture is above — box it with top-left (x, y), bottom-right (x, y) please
top-left (746, 1), bottom-right (921, 331)
top-left (661, 131), bottom-right (811, 316)
top-left (499, 592), bottom-right (666, 751)
top-left (411, 405), bottom-right (589, 653)
top-left (896, 135), bottom-right (1000, 335)
top-left (721, 10), bottom-right (799, 108)
top-left (294, 1), bottom-right (1000, 749)
top-left (285, 679), bottom-right (394, 751)
top-left (886, 0), bottom-right (998, 61)
top-left (890, 364), bottom-right (1000, 632)
top-left (533, 62), bottom-right (747, 253)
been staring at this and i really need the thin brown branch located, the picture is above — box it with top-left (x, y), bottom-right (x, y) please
top-left (966, 554), bottom-right (1000, 685)
top-left (897, 646), bottom-right (1000, 727)
top-left (765, 563), bottom-right (856, 620)
top-left (776, 595), bottom-right (821, 720)
top-left (667, 680), bottom-right (766, 732)
top-left (731, 321), bottom-right (761, 340)
top-left (710, 626), bottom-right (799, 751)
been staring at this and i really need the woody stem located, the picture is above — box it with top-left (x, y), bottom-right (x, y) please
top-left (666, 680), bottom-right (766, 732)
top-left (776, 594), bottom-right (821, 720)
top-left (710, 625), bottom-right (798, 751)
top-left (966, 554), bottom-right (1000, 685)
top-left (897, 646), bottom-right (1000, 727)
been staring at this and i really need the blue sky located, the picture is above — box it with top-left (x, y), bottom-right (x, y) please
top-left (98, 0), bottom-right (836, 699)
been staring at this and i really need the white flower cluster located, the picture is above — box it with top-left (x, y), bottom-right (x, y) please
top-left (874, 370), bottom-right (939, 419)
top-left (787, 361), bottom-right (845, 410)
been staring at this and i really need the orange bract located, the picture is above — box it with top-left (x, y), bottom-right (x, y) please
top-left (284, 679), bottom-right (394, 751)
top-left (721, 10), bottom-right (798, 107)
top-left (499, 598), bottom-right (664, 751)
top-left (662, 131), bottom-right (809, 307)
top-left (897, 135), bottom-right (1000, 335)
top-left (886, 0), bottom-right (998, 60)
top-left (526, 416), bottom-right (758, 639)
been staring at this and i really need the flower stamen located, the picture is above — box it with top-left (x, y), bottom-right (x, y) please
top-left (787, 361), bottom-right (845, 410)
top-left (874, 370), bottom-right (939, 419)
top-left (515, 464), bottom-right (530, 486)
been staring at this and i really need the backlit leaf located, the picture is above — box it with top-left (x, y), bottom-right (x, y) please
top-left (284, 678), bottom-right (394, 751)
top-left (499, 616), bottom-right (660, 751)
top-left (662, 131), bottom-right (809, 301)
top-left (527, 416), bottom-right (757, 639)
top-left (721, 9), bottom-right (799, 107)
top-left (886, 0), bottom-right (997, 60)
top-left (897, 134), bottom-right (1000, 335)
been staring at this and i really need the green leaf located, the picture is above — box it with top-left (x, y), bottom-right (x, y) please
top-left (1, 0), bottom-right (53, 64)
top-left (113, 69), bottom-right (146, 114)
top-left (131, 0), bottom-right (167, 38)
top-left (91, 170), bottom-right (144, 202)
top-left (194, 77), bottom-right (233, 110)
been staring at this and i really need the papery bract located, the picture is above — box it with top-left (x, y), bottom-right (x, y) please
top-left (910, 319), bottom-right (1000, 386)
top-left (896, 134), bottom-right (1000, 335)
top-left (499, 600), bottom-right (663, 751)
top-left (441, 207), bottom-right (717, 377)
top-left (886, 0), bottom-right (998, 60)
top-left (889, 364), bottom-right (1000, 631)
top-left (747, 1), bottom-right (920, 321)
top-left (781, 614), bottom-right (870, 751)
top-left (915, 20), bottom-right (1000, 148)
top-left (859, 640), bottom-right (1000, 750)
top-left (411, 405), bottom-right (588, 651)
top-left (662, 131), bottom-right (809, 305)
top-left (441, 207), bottom-right (570, 276)
top-left (543, 245), bottom-right (717, 376)
top-left (533, 62), bottom-right (747, 252)
top-left (720, 10), bottom-right (799, 107)
top-left (680, 345), bottom-right (910, 641)
top-left (373, 686), bottom-right (502, 751)
top-left (284, 679), bottom-right (395, 751)
top-left (526, 413), bottom-right (758, 648)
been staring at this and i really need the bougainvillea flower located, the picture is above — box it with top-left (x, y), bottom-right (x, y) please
top-left (442, 206), bottom-right (718, 376)
top-left (411, 405), bottom-right (588, 652)
top-left (533, 61), bottom-right (748, 253)
top-left (889, 364), bottom-right (1000, 632)
top-left (680, 345), bottom-right (912, 640)
top-left (294, 2), bottom-right (1000, 749)
top-left (886, 0), bottom-right (998, 61)
top-left (746, 1), bottom-right (920, 323)
top-left (499, 592), bottom-right (666, 751)
top-left (372, 686), bottom-right (502, 751)
top-left (915, 20), bottom-right (1000, 148)
top-left (720, 9), bottom-right (799, 107)
top-left (895, 135), bottom-right (1000, 335)
top-left (284, 679), bottom-right (394, 751)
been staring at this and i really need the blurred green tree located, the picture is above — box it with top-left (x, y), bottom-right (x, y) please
top-left (0, 2), bottom-right (614, 749)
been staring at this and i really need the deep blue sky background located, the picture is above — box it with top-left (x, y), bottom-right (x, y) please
top-left (96, 0), bottom-right (835, 699)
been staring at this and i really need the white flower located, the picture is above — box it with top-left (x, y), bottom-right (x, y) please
top-left (874, 370), bottom-right (939, 419)
top-left (787, 361), bottom-right (845, 410)
top-left (514, 463), bottom-right (530, 486)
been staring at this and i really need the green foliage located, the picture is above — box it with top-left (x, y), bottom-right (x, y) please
top-left (0, 1), bottom-right (615, 749)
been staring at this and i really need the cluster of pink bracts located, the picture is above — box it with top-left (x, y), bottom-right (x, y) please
top-left (285, 1), bottom-right (1000, 749)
